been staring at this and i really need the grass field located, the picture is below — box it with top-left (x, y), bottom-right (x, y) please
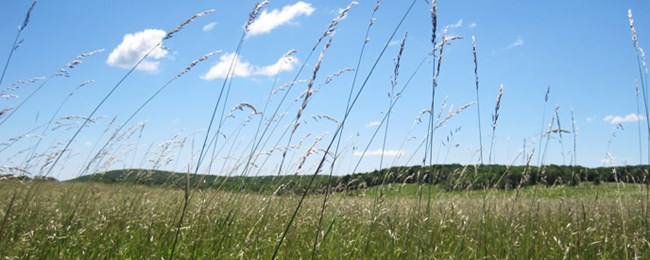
top-left (2, 1), bottom-right (650, 258)
top-left (1, 180), bottom-right (648, 258)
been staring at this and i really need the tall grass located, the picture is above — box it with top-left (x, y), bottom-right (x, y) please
top-left (537, 86), bottom-right (550, 167)
top-left (629, 10), bottom-right (650, 163)
top-left (0, 49), bottom-right (103, 127)
top-left (488, 84), bottom-right (503, 164)
top-left (424, 0), bottom-right (438, 168)
top-left (636, 80), bottom-right (644, 164)
top-left (273, 1), bottom-right (418, 257)
top-left (629, 9), bottom-right (650, 243)
top-left (313, 1), bottom-right (381, 256)
top-left (0, 1), bottom-right (37, 87)
top-left (0, 181), bottom-right (648, 258)
top-left (472, 36), bottom-right (484, 165)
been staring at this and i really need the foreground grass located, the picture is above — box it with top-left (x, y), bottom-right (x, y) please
top-left (0, 180), bottom-right (648, 258)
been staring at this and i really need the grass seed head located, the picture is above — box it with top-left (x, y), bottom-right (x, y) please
top-left (324, 67), bottom-right (354, 85)
top-left (293, 34), bottom-right (335, 134)
top-left (165, 9), bottom-right (215, 40)
top-left (436, 102), bottom-right (476, 130)
top-left (431, 0), bottom-right (437, 45)
top-left (0, 107), bottom-right (14, 117)
top-left (492, 85), bottom-right (504, 130)
top-left (78, 80), bottom-right (95, 87)
top-left (230, 102), bottom-right (261, 116)
top-left (77, 49), bottom-right (105, 59)
top-left (629, 9), bottom-right (639, 50)
top-left (18, 1), bottom-right (37, 32)
top-left (416, 109), bottom-right (432, 124)
top-left (316, 2), bottom-right (357, 49)
top-left (472, 36), bottom-right (479, 90)
top-left (176, 50), bottom-right (221, 79)
top-left (0, 94), bottom-right (19, 100)
top-left (245, 1), bottom-right (269, 33)
top-left (545, 86), bottom-right (550, 102)
top-left (392, 32), bottom-right (408, 89)
top-left (312, 114), bottom-right (339, 124)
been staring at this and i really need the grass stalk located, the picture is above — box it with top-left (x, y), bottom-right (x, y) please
top-left (537, 86), bottom-right (550, 167)
top-left (472, 36), bottom-right (484, 165)
top-left (571, 108), bottom-right (578, 166)
top-left (628, 10), bottom-right (650, 164)
top-left (0, 1), bottom-right (37, 87)
top-left (488, 85), bottom-right (504, 164)
top-left (424, 0), bottom-right (438, 169)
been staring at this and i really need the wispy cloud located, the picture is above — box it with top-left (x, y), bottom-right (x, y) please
top-left (353, 149), bottom-right (406, 157)
top-left (201, 52), bottom-right (298, 80)
top-left (365, 121), bottom-right (380, 127)
top-left (505, 36), bottom-right (524, 50)
top-left (106, 29), bottom-right (168, 73)
top-left (603, 113), bottom-right (645, 124)
top-left (468, 22), bottom-right (477, 28)
top-left (492, 36), bottom-right (524, 54)
top-left (247, 1), bottom-right (315, 36)
top-left (388, 40), bottom-right (401, 46)
top-left (202, 22), bottom-right (217, 32)
top-left (448, 19), bottom-right (463, 29)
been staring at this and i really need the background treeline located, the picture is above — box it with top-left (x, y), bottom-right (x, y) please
top-left (339, 164), bottom-right (649, 191)
top-left (65, 164), bottom-right (650, 194)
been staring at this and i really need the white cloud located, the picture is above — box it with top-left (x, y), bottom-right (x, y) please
top-left (468, 22), bottom-right (477, 28)
top-left (586, 116), bottom-right (596, 123)
top-left (202, 53), bottom-right (252, 80)
top-left (506, 36), bottom-right (524, 50)
top-left (247, 1), bottom-right (315, 36)
top-left (365, 121), bottom-right (380, 127)
top-left (603, 113), bottom-right (645, 124)
top-left (353, 149), bottom-right (406, 157)
top-left (201, 52), bottom-right (298, 80)
top-left (202, 22), bottom-right (217, 32)
top-left (448, 19), bottom-right (463, 29)
top-left (107, 29), bottom-right (168, 73)
top-left (255, 55), bottom-right (299, 76)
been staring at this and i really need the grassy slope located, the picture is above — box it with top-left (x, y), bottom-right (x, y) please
top-left (71, 168), bottom-right (339, 195)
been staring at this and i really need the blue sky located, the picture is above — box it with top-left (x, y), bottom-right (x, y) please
top-left (1, 0), bottom-right (649, 180)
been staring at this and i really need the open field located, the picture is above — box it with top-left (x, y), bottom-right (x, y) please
top-left (2, 0), bottom-right (650, 258)
top-left (1, 180), bottom-right (648, 258)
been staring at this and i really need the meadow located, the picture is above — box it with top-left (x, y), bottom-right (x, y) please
top-left (1, 0), bottom-right (650, 259)
top-left (0, 180), bottom-right (648, 258)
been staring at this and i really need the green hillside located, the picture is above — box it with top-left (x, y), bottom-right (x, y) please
top-left (71, 169), bottom-right (338, 195)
